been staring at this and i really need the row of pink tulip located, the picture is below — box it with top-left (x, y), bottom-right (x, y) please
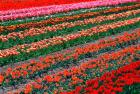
top-left (0, 0), bottom-right (138, 21)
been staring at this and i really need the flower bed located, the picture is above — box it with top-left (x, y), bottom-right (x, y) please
top-left (0, 1), bottom-right (140, 94)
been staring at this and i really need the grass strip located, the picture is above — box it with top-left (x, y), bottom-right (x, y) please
top-left (120, 84), bottom-right (140, 94)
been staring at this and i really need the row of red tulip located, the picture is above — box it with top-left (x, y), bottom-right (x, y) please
top-left (7, 44), bottom-right (140, 94)
top-left (0, 0), bottom-right (95, 11)
top-left (1, 9), bottom-right (140, 42)
top-left (61, 60), bottom-right (140, 94)
top-left (1, 28), bottom-right (140, 83)
top-left (0, 17), bottom-right (140, 58)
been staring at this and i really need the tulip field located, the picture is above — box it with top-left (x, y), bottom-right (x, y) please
top-left (0, 0), bottom-right (140, 94)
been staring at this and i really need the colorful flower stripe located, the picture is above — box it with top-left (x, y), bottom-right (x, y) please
top-left (1, 16), bottom-right (140, 66)
top-left (0, 2), bottom-right (140, 27)
top-left (1, 28), bottom-right (139, 83)
top-left (7, 44), bottom-right (140, 94)
top-left (0, 17), bottom-right (139, 59)
top-left (0, 0), bottom-right (137, 17)
top-left (61, 60), bottom-right (140, 94)
top-left (3, 2), bottom-right (137, 26)
top-left (1, 9), bottom-right (140, 43)
top-left (1, 6), bottom-right (110, 26)
top-left (1, 3), bottom-right (140, 34)
top-left (2, 13), bottom-right (140, 51)
top-left (2, 29), bottom-right (140, 87)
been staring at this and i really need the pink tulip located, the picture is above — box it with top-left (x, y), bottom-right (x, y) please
top-left (0, 0), bottom-right (138, 21)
